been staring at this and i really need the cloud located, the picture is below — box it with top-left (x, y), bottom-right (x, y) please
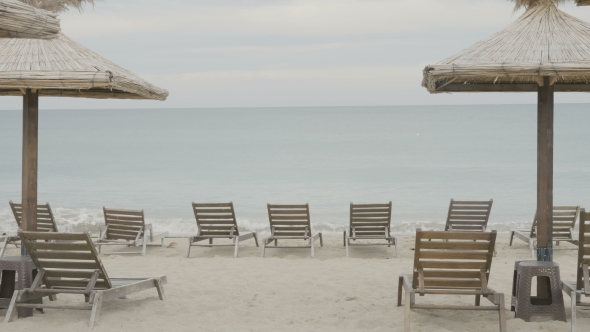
top-left (61, 0), bottom-right (514, 38)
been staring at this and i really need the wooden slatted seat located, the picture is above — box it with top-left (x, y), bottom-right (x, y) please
top-left (262, 204), bottom-right (323, 258)
top-left (187, 202), bottom-right (258, 258)
top-left (444, 199), bottom-right (493, 232)
top-left (397, 229), bottom-right (506, 332)
top-left (94, 207), bottom-right (168, 255)
top-left (3, 231), bottom-right (166, 328)
top-left (510, 206), bottom-right (580, 258)
top-left (343, 201), bottom-right (398, 257)
top-left (561, 208), bottom-right (590, 332)
top-left (1, 201), bottom-right (59, 257)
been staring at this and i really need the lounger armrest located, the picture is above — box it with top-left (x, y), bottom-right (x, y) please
top-left (144, 224), bottom-right (154, 242)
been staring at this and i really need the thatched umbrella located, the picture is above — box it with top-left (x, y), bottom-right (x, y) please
top-left (0, 0), bottom-right (168, 237)
top-left (423, 0), bottom-right (590, 262)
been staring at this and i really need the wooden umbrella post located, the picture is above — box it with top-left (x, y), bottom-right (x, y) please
top-left (21, 88), bottom-right (39, 255)
top-left (536, 76), bottom-right (554, 262)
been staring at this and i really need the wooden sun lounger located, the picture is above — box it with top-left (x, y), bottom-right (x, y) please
top-left (510, 205), bottom-right (580, 258)
top-left (3, 231), bottom-right (166, 328)
top-left (444, 199), bottom-right (493, 232)
top-left (94, 207), bottom-right (168, 255)
top-left (561, 208), bottom-right (590, 332)
top-left (262, 204), bottom-right (323, 258)
top-left (343, 201), bottom-right (398, 257)
top-left (397, 229), bottom-right (506, 332)
top-left (187, 202), bottom-right (258, 258)
top-left (1, 201), bottom-right (59, 257)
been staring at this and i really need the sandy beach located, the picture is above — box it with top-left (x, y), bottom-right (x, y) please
top-left (0, 234), bottom-right (585, 332)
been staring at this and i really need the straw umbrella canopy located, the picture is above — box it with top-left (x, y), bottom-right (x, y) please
top-left (0, 0), bottom-right (168, 235)
top-left (422, 0), bottom-right (590, 262)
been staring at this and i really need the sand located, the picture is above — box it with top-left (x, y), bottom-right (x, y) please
top-left (0, 235), bottom-right (587, 332)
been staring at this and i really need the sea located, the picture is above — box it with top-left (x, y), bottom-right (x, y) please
top-left (1, 104), bottom-right (590, 236)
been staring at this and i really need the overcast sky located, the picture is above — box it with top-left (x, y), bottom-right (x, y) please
top-left (4, 0), bottom-right (590, 109)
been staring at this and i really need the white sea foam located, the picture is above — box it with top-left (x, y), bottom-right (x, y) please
top-left (0, 207), bottom-right (532, 237)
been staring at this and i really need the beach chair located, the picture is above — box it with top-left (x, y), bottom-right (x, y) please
top-left (510, 206), bottom-right (580, 258)
top-left (397, 229), bottom-right (506, 332)
top-left (561, 208), bottom-right (590, 332)
top-left (3, 231), bottom-right (166, 328)
top-left (444, 199), bottom-right (493, 232)
top-left (187, 202), bottom-right (259, 258)
top-left (262, 204), bottom-right (323, 258)
top-left (1, 201), bottom-right (59, 257)
top-left (94, 207), bottom-right (168, 255)
top-left (343, 201), bottom-right (398, 258)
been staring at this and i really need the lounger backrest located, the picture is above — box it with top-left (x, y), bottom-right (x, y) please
top-left (19, 231), bottom-right (112, 290)
top-left (349, 202), bottom-right (392, 236)
top-left (412, 229), bottom-right (496, 292)
top-left (577, 209), bottom-right (590, 291)
top-left (103, 207), bottom-right (145, 241)
top-left (444, 199), bottom-right (493, 232)
top-left (10, 201), bottom-right (58, 232)
top-left (530, 206), bottom-right (580, 238)
top-left (267, 204), bottom-right (311, 238)
top-left (192, 202), bottom-right (239, 237)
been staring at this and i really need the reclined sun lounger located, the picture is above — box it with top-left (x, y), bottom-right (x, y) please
top-left (343, 201), bottom-right (397, 257)
top-left (187, 202), bottom-right (258, 258)
top-left (510, 205), bottom-right (580, 258)
top-left (3, 231), bottom-right (167, 328)
top-left (444, 199), bottom-right (493, 232)
top-left (561, 208), bottom-right (590, 332)
top-left (1, 201), bottom-right (59, 257)
top-left (262, 203), bottom-right (323, 258)
top-left (94, 207), bottom-right (168, 255)
top-left (397, 229), bottom-right (506, 332)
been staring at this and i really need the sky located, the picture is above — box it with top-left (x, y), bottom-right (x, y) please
top-left (4, 0), bottom-right (590, 109)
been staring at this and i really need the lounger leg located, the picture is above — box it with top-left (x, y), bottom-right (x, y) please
top-left (530, 242), bottom-right (535, 259)
top-left (253, 232), bottom-right (259, 247)
top-left (343, 231), bottom-right (346, 246)
top-left (0, 237), bottom-right (8, 257)
top-left (155, 278), bottom-right (166, 300)
top-left (497, 293), bottom-right (507, 332)
top-left (234, 236), bottom-right (240, 258)
top-left (4, 290), bottom-right (21, 323)
top-left (345, 231), bottom-right (349, 258)
top-left (89, 293), bottom-right (103, 328)
top-left (161, 237), bottom-right (165, 247)
top-left (394, 238), bottom-right (398, 258)
top-left (319, 233), bottom-right (323, 247)
top-left (509, 231), bottom-right (514, 246)
top-left (475, 295), bottom-right (480, 306)
top-left (97, 244), bottom-right (102, 254)
top-left (261, 239), bottom-right (266, 258)
top-left (186, 237), bottom-right (193, 258)
top-left (571, 291), bottom-right (577, 332)
top-left (274, 239), bottom-right (277, 246)
top-left (404, 290), bottom-right (411, 332)
top-left (397, 276), bottom-right (403, 306)
top-left (142, 238), bottom-right (147, 256)
top-left (311, 237), bottom-right (315, 258)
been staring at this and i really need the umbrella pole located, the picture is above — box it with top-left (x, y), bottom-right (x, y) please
top-left (21, 89), bottom-right (39, 256)
top-left (536, 76), bottom-right (554, 263)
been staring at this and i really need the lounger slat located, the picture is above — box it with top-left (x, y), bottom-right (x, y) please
top-left (273, 231), bottom-right (308, 237)
top-left (350, 203), bottom-right (390, 208)
top-left (194, 214), bottom-right (234, 219)
top-left (268, 204), bottom-right (308, 209)
top-left (104, 215), bottom-right (144, 222)
top-left (193, 203), bottom-right (233, 208)
top-left (422, 270), bottom-right (482, 278)
top-left (420, 231), bottom-right (493, 240)
top-left (419, 261), bottom-right (488, 270)
top-left (351, 208), bottom-right (390, 213)
top-left (21, 232), bottom-right (85, 241)
top-left (28, 242), bottom-right (91, 251)
top-left (38, 260), bottom-right (101, 270)
top-left (197, 220), bottom-right (236, 225)
top-left (44, 270), bottom-right (106, 279)
top-left (419, 252), bottom-right (489, 260)
top-left (103, 209), bottom-right (143, 216)
top-left (448, 216), bottom-right (488, 221)
top-left (420, 241), bottom-right (491, 250)
top-left (194, 209), bottom-right (233, 214)
top-left (269, 210), bottom-right (309, 215)
top-left (423, 279), bottom-right (483, 288)
top-left (270, 215), bottom-right (310, 221)
top-left (34, 251), bottom-right (96, 260)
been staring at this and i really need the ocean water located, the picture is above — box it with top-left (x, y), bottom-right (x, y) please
top-left (1, 105), bottom-right (590, 235)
